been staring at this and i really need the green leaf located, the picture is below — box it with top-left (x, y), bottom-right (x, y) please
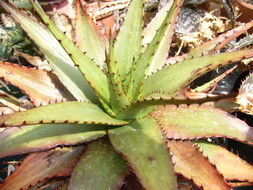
top-left (117, 93), bottom-right (228, 119)
top-left (127, 0), bottom-right (183, 101)
top-left (151, 104), bottom-right (253, 145)
top-left (0, 146), bottom-right (84, 190)
top-left (106, 37), bottom-right (130, 111)
top-left (0, 0), bottom-right (97, 103)
top-left (68, 139), bottom-right (128, 190)
top-left (143, 0), bottom-right (182, 76)
top-left (75, 0), bottom-right (107, 68)
top-left (0, 102), bottom-right (128, 127)
top-left (196, 140), bottom-right (253, 182)
top-left (168, 140), bottom-right (231, 190)
top-left (117, 104), bottom-right (157, 120)
top-left (0, 124), bottom-right (106, 158)
top-left (142, 0), bottom-right (173, 48)
top-left (113, 0), bottom-right (143, 85)
top-left (29, 0), bottom-right (110, 105)
top-left (0, 61), bottom-right (74, 106)
top-left (109, 116), bottom-right (177, 190)
top-left (142, 49), bottom-right (253, 97)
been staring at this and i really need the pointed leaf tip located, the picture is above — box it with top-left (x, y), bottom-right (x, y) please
top-left (143, 48), bottom-right (253, 98)
top-left (197, 140), bottom-right (253, 182)
top-left (75, 0), bottom-right (107, 69)
top-left (0, 61), bottom-right (74, 106)
top-left (113, 0), bottom-right (143, 85)
top-left (168, 140), bottom-right (231, 190)
top-left (0, 102), bottom-right (128, 127)
top-left (151, 104), bottom-right (253, 145)
top-left (0, 0), bottom-right (99, 103)
top-left (0, 146), bottom-right (84, 190)
top-left (0, 124), bottom-right (106, 158)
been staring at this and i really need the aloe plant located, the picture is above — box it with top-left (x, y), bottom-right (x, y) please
top-left (0, 0), bottom-right (253, 189)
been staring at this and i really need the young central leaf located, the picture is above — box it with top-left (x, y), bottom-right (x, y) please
top-left (106, 37), bottom-right (130, 111)
top-left (127, 0), bottom-right (183, 101)
top-left (113, 0), bottom-right (143, 88)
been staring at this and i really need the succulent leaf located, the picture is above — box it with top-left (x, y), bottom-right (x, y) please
top-left (187, 21), bottom-right (253, 57)
top-left (166, 21), bottom-right (253, 66)
top-left (0, 61), bottom-right (74, 106)
top-left (29, 0), bottom-right (110, 105)
top-left (106, 37), bottom-right (130, 111)
top-left (1, 0), bottom-right (253, 188)
top-left (0, 146), bottom-right (84, 190)
top-left (109, 116), bottom-right (177, 190)
top-left (69, 139), bottom-right (128, 190)
top-left (143, 0), bottom-right (182, 76)
top-left (0, 103), bottom-right (20, 114)
top-left (117, 93), bottom-right (231, 119)
top-left (191, 66), bottom-right (237, 93)
top-left (142, 0), bottom-right (173, 48)
top-left (113, 0), bottom-right (143, 86)
top-left (142, 49), bottom-right (253, 98)
top-left (0, 102), bottom-right (128, 127)
top-left (202, 98), bottom-right (239, 113)
top-left (0, 93), bottom-right (27, 112)
top-left (75, 0), bottom-right (107, 69)
top-left (0, 124), bottom-right (106, 158)
top-left (229, 34), bottom-right (253, 52)
top-left (0, 0), bottom-right (97, 103)
top-left (168, 140), bottom-right (231, 190)
top-left (152, 104), bottom-right (253, 145)
top-left (196, 140), bottom-right (253, 182)
top-left (127, 0), bottom-right (183, 101)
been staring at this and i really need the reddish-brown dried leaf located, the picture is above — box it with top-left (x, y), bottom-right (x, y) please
top-left (0, 146), bottom-right (84, 190)
top-left (168, 140), bottom-right (231, 190)
top-left (197, 141), bottom-right (253, 182)
top-left (0, 61), bottom-right (73, 106)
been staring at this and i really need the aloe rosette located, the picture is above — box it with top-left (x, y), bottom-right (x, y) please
top-left (0, 0), bottom-right (253, 189)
